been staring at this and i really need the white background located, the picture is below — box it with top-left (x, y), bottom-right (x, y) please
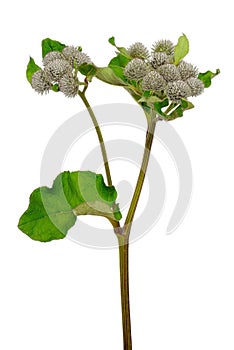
top-left (0, 1), bottom-right (233, 349)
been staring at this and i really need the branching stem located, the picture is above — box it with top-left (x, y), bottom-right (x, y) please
top-left (78, 90), bottom-right (112, 187)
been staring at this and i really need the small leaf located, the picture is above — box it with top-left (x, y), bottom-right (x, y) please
top-left (41, 38), bottom-right (66, 58)
top-left (26, 57), bottom-right (41, 84)
top-left (174, 34), bottom-right (189, 65)
top-left (198, 69), bottom-right (220, 88)
top-left (138, 95), bottom-right (163, 104)
top-left (109, 54), bottom-right (131, 69)
top-left (108, 36), bottom-right (131, 57)
top-left (164, 99), bottom-right (194, 121)
top-left (96, 67), bottom-right (128, 86)
top-left (108, 36), bottom-right (116, 46)
top-left (51, 84), bottom-right (59, 92)
top-left (108, 54), bottom-right (131, 82)
top-left (79, 63), bottom-right (97, 81)
top-left (18, 171), bottom-right (122, 242)
top-left (154, 98), bottom-right (169, 118)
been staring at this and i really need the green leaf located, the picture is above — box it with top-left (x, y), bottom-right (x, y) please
top-left (138, 95), bottom-right (163, 104)
top-left (198, 69), bottom-right (220, 88)
top-left (174, 34), bottom-right (189, 65)
top-left (109, 54), bottom-right (130, 69)
top-left (164, 99), bottom-right (194, 121)
top-left (79, 63), bottom-right (97, 81)
top-left (41, 38), bottom-right (66, 58)
top-left (51, 84), bottom-right (59, 92)
top-left (154, 98), bottom-right (170, 118)
top-left (18, 171), bottom-right (122, 242)
top-left (26, 57), bottom-right (41, 84)
top-left (96, 67), bottom-right (128, 86)
top-left (108, 36), bottom-right (116, 46)
top-left (153, 98), bottom-right (194, 121)
top-left (108, 54), bottom-right (131, 82)
top-left (108, 36), bottom-right (130, 57)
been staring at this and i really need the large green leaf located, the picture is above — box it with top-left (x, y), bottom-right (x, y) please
top-left (26, 57), bottom-right (41, 84)
top-left (41, 38), bottom-right (66, 58)
top-left (18, 171), bottom-right (122, 242)
top-left (198, 69), bottom-right (220, 87)
top-left (174, 34), bottom-right (189, 65)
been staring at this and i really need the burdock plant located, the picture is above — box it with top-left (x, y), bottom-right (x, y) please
top-left (18, 35), bottom-right (219, 349)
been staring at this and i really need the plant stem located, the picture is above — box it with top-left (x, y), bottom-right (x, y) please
top-left (124, 115), bottom-right (157, 237)
top-left (78, 90), bottom-right (113, 187)
top-left (118, 235), bottom-right (132, 350)
top-left (117, 113), bottom-right (157, 350)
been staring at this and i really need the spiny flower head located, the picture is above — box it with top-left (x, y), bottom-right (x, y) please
top-left (186, 77), bottom-right (204, 96)
top-left (62, 46), bottom-right (78, 61)
top-left (152, 39), bottom-right (174, 56)
top-left (178, 61), bottom-right (198, 80)
top-left (75, 52), bottom-right (92, 67)
top-left (62, 46), bottom-right (91, 67)
top-left (59, 74), bottom-right (79, 98)
top-left (142, 71), bottom-right (166, 92)
top-left (43, 51), bottom-right (64, 66)
top-left (44, 58), bottom-right (73, 82)
top-left (151, 52), bottom-right (169, 68)
top-left (31, 70), bottom-right (51, 95)
top-left (128, 42), bottom-right (150, 59)
top-left (124, 58), bottom-right (149, 81)
top-left (166, 80), bottom-right (191, 102)
top-left (157, 64), bottom-right (181, 82)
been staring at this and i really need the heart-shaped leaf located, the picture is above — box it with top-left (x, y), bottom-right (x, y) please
top-left (18, 171), bottom-right (122, 242)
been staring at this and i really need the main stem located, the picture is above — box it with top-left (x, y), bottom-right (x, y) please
top-left (118, 235), bottom-right (131, 350)
top-left (78, 90), bottom-right (112, 186)
top-left (118, 115), bottom-right (157, 350)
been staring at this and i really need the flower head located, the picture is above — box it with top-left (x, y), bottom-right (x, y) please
top-left (75, 52), bottom-right (92, 67)
top-left (166, 80), bottom-right (191, 102)
top-left (62, 46), bottom-right (91, 67)
top-left (151, 52), bottom-right (169, 68)
top-left (43, 51), bottom-right (64, 66)
top-left (31, 70), bottom-right (51, 94)
top-left (128, 42), bottom-right (149, 59)
top-left (62, 46), bottom-right (78, 61)
top-left (59, 74), bottom-right (79, 97)
top-left (44, 58), bottom-right (72, 82)
top-left (178, 61), bottom-right (198, 80)
top-left (152, 39), bottom-right (174, 56)
top-left (142, 71), bottom-right (166, 91)
top-left (157, 64), bottom-right (181, 82)
top-left (186, 77), bottom-right (204, 96)
top-left (124, 58), bottom-right (149, 81)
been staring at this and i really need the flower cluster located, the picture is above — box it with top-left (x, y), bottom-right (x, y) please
top-left (125, 39), bottom-right (204, 102)
top-left (31, 47), bottom-right (91, 97)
